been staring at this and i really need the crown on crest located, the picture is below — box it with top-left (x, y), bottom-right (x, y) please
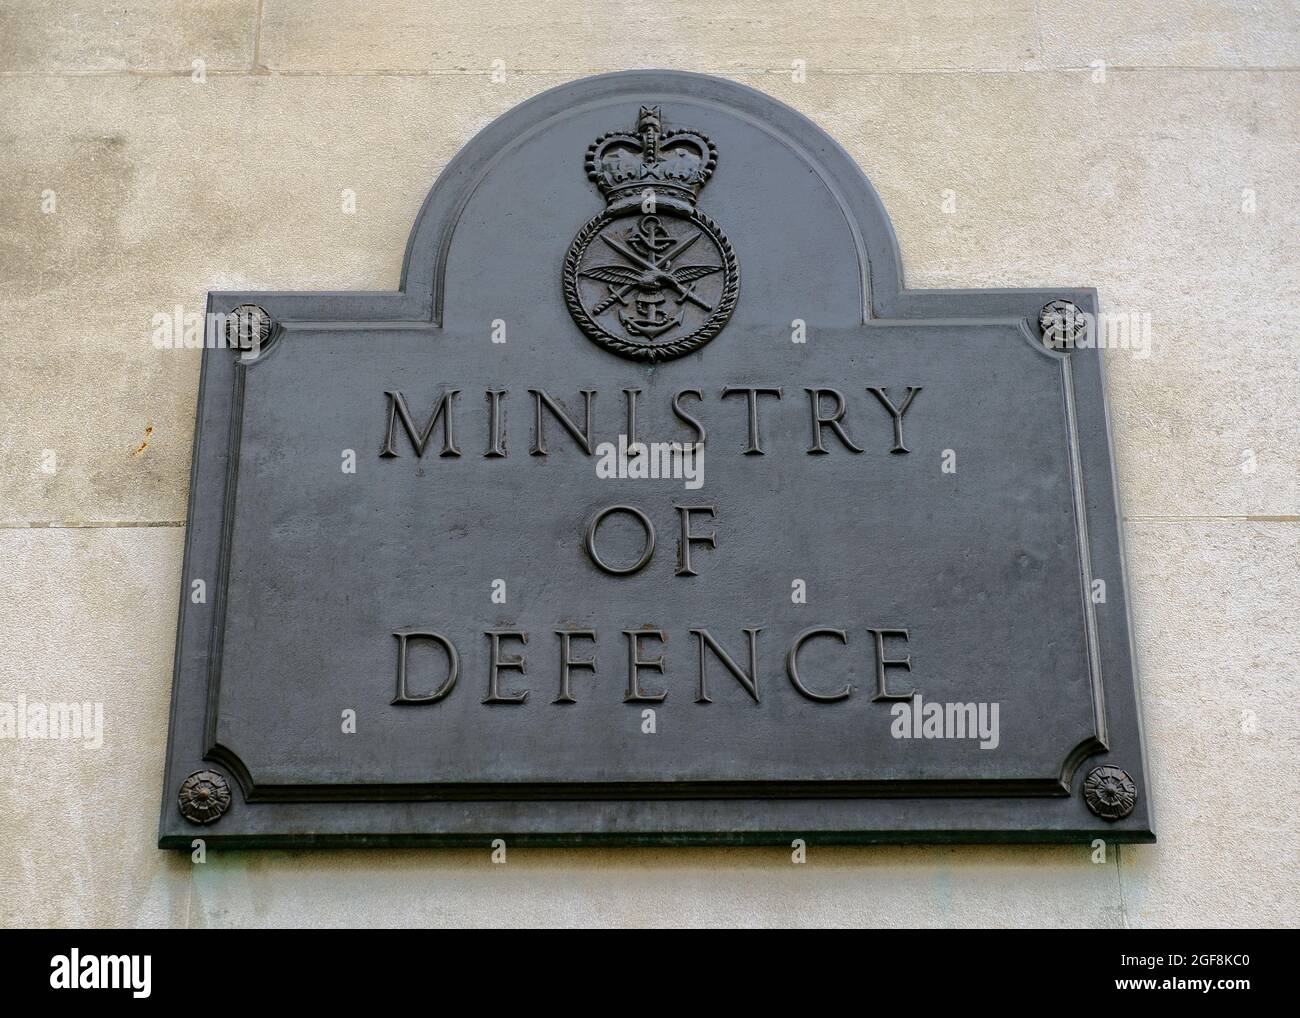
top-left (585, 106), bottom-right (717, 210)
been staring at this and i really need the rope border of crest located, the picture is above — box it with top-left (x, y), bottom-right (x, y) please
top-left (562, 207), bottom-right (740, 363)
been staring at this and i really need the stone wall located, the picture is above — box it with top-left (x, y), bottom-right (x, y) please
top-left (1, 1), bottom-right (1296, 927)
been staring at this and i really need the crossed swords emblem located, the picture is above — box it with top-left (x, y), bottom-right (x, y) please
top-left (579, 215), bottom-right (723, 339)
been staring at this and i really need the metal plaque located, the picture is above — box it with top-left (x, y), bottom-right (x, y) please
top-left (159, 71), bottom-right (1153, 847)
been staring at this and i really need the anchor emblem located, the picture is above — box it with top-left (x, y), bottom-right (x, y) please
top-left (579, 215), bottom-right (723, 338)
top-left (563, 106), bottom-right (739, 361)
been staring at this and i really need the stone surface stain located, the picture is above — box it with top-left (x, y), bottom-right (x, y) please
top-left (131, 423), bottom-right (154, 457)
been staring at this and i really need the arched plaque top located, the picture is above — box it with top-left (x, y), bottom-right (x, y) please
top-left (401, 70), bottom-right (902, 328)
top-left (213, 70), bottom-right (1094, 339)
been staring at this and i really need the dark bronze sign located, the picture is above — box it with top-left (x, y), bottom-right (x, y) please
top-left (159, 71), bottom-right (1153, 847)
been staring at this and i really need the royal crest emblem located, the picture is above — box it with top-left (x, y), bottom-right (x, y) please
top-left (563, 105), bottom-right (739, 361)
